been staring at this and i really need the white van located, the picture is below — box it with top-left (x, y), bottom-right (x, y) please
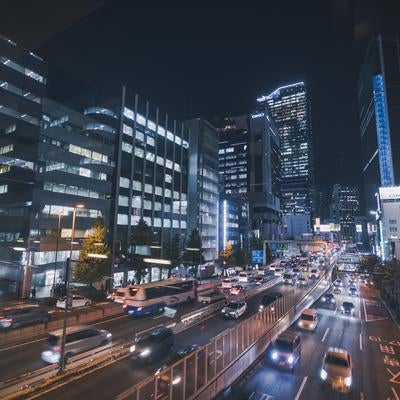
top-left (221, 277), bottom-right (239, 288)
top-left (238, 271), bottom-right (254, 283)
top-left (274, 267), bottom-right (284, 277)
top-left (298, 308), bottom-right (318, 331)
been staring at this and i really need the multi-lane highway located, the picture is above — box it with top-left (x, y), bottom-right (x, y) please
top-left (33, 278), bottom-right (315, 400)
top-left (227, 273), bottom-right (399, 400)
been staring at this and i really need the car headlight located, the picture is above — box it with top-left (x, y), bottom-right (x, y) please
top-left (106, 333), bottom-right (112, 338)
top-left (309, 323), bottom-right (314, 329)
top-left (221, 309), bottom-right (226, 313)
top-left (298, 321), bottom-right (303, 327)
top-left (341, 306), bottom-right (344, 311)
top-left (288, 355), bottom-right (294, 364)
top-left (259, 305), bottom-right (264, 311)
top-left (320, 368), bottom-right (328, 380)
top-left (140, 348), bottom-right (151, 357)
top-left (321, 297), bottom-right (326, 302)
top-left (271, 351), bottom-right (278, 360)
top-left (344, 376), bottom-right (352, 386)
top-left (130, 345), bottom-right (136, 353)
top-left (172, 376), bottom-right (182, 385)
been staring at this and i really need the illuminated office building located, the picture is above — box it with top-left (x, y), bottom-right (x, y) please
top-left (358, 35), bottom-right (400, 213)
top-left (330, 184), bottom-right (360, 241)
top-left (257, 82), bottom-right (313, 215)
top-left (216, 110), bottom-right (281, 248)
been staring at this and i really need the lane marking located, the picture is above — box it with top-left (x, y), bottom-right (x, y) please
top-left (0, 313), bottom-right (129, 353)
top-left (359, 333), bottom-right (363, 351)
top-left (0, 337), bottom-right (46, 352)
top-left (334, 306), bottom-right (338, 315)
top-left (363, 298), bottom-right (367, 322)
top-left (359, 309), bottom-right (361, 319)
top-left (294, 376), bottom-right (308, 400)
top-left (322, 327), bottom-right (330, 342)
top-left (153, 314), bottom-right (166, 320)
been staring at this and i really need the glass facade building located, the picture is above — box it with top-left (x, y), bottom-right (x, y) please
top-left (257, 82), bottom-right (313, 215)
top-left (358, 35), bottom-right (400, 213)
top-left (330, 184), bottom-right (360, 241)
top-left (86, 89), bottom-right (189, 283)
top-left (185, 118), bottom-right (219, 262)
top-left (216, 110), bottom-right (281, 249)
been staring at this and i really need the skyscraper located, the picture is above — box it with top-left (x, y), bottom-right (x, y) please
top-left (216, 109), bottom-right (281, 249)
top-left (331, 184), bottom-right (360, 241)
top-left (257, 82), bottom-right (313, 216)
top-left (358, 35), bottom-right (400, 212)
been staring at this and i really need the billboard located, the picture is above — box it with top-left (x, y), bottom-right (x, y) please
top-left (379, 186), bottom-right (400, 201)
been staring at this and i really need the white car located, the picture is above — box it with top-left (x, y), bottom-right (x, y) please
top-left (56, 295), bottom-right (92, 309)
top-left (221, 278), bottom-right (238, 288)
top-left (320, 348), bottom-right (352, 393)
top-left (221, 301), bottom-right (247, 319)
top-left (309, 269), bottom-right (319, 279)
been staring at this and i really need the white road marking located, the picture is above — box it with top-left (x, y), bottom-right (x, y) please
top-left (294, 376), bottom-right (308, 400)
top-left (153, 314), bottom-right (166, 319)
top-left (0, 336), bottom-right (46, 352)
top-left (0, 313), bottom-right (128, 352)
top-left (322, 327), bottom-right (330, 342)
top-left (334, 306), bottom-right (338, 315)
top-left (359, 333), bottom-right (363, 350)
top-left (360, 391), bottom-right (365, 400)
top-left (363, 298), bottom-right (367, 322)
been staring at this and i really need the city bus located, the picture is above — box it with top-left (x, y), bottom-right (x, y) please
top-left (117, 278), bottom-right (196, 316)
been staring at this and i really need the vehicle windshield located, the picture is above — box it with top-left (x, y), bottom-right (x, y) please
top-left (275, 339), bottom-right (293, 353)
top-left (325, 354), bottom-right (349, 367)
top-left (227, 302), bottom-right (241, 309)
top-left (283, 273), bottom-right (292, 279)
top-left (301, 314), bottom-right (314, 321)
top-left (343, 302), bottom-right (354, 308)
top-left (128, 288), bottom-right (138, 297)
top-left (48, 334), bottom-right (59, 346)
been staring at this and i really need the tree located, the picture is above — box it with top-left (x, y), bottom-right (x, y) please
top-left (382, 260), bottom-right (400, 315)
top-left (74, 217), bottom-right (110, 287)
top-left (233, 246), bottom-right (247, 267)
top-left (183, 229), bottom-right (203, 278)
top-left (165, 234), bottom-right (181, 277)
top-left (126, 218), bottom-right (153, 284)
top-left (219, 242), bottom-right (233, 264)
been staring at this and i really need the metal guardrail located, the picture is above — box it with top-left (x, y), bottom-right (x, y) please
top-left (116, 261), bottom-right (337, 400)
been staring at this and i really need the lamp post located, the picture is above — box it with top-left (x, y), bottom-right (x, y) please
top-left (52, 212), bottom-right (63, 297)
top-left (59, 204), bottom-right (84, 374)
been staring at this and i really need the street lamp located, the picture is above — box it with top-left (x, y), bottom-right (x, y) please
top-left (59, 203), bottom-right (84, 373)
top-left (52, 212), bottom-right (63, 297)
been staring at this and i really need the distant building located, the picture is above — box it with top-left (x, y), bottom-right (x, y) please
top-left (283, 214), bottom-right (312, 239)
top-left (257, 82), bottom-right (314, 215)
top-left (331, 184), bottom-right (360, 241)
top-left (358, 35), bottom-right (400, 213)
top-left (185, 118), bottom-right (219, 262)
top-left (377, 186), bottom-right (400, 261)
top-left (216, 109), bottom-right (281, 246)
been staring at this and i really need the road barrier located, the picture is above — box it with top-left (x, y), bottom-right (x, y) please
top-left (115, 261), bottom-right (336, 400)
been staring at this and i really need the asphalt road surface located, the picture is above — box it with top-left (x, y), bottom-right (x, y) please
top-left (35, 279), bottom-right (313, 400)
top-left (227, 272), bottom-right (400, 400)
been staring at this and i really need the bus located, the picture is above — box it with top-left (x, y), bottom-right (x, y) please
top-left (117, 278), bottom-right (196, 316)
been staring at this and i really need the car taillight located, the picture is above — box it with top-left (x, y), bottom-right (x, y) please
top-left (137, 307), bottom-right (143, 311)
top-left (123, 304), bottom-right (127, 309)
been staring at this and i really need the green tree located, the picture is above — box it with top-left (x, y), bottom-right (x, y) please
top-left (74, 217), bottom-right (110, 287)
top-left (126, 218), bottom-right (153, 284)
top-left (165, 234), bottom-right (181, 277)
top-left (233, 246), bottom-right (247, 267)
top-left (183, 229), bottom-right (203, 278)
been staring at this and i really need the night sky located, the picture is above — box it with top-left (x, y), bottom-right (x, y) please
top-left (2, 0), bottom-right (400, 193)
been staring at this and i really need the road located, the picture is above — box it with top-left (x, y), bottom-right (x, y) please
top-left (228, 272), bottom-right (400, 400)
top-left (34, 279), bottom-right (314, 400)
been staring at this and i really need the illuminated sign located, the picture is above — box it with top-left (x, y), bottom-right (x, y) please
top-left (379, 186), bottom-right (400, 201)
top-left (356, 224), bottom-right (363, 233)
top-left (252, 250), bottom-right (263, 264)
top-left (251, 112), bottom-right (265, 119)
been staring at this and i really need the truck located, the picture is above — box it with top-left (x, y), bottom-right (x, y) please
top-left (198, 290), bottom-right (226, 305)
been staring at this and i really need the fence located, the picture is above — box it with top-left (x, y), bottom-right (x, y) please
top-left (115, 265), bottom-right (334, 400)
